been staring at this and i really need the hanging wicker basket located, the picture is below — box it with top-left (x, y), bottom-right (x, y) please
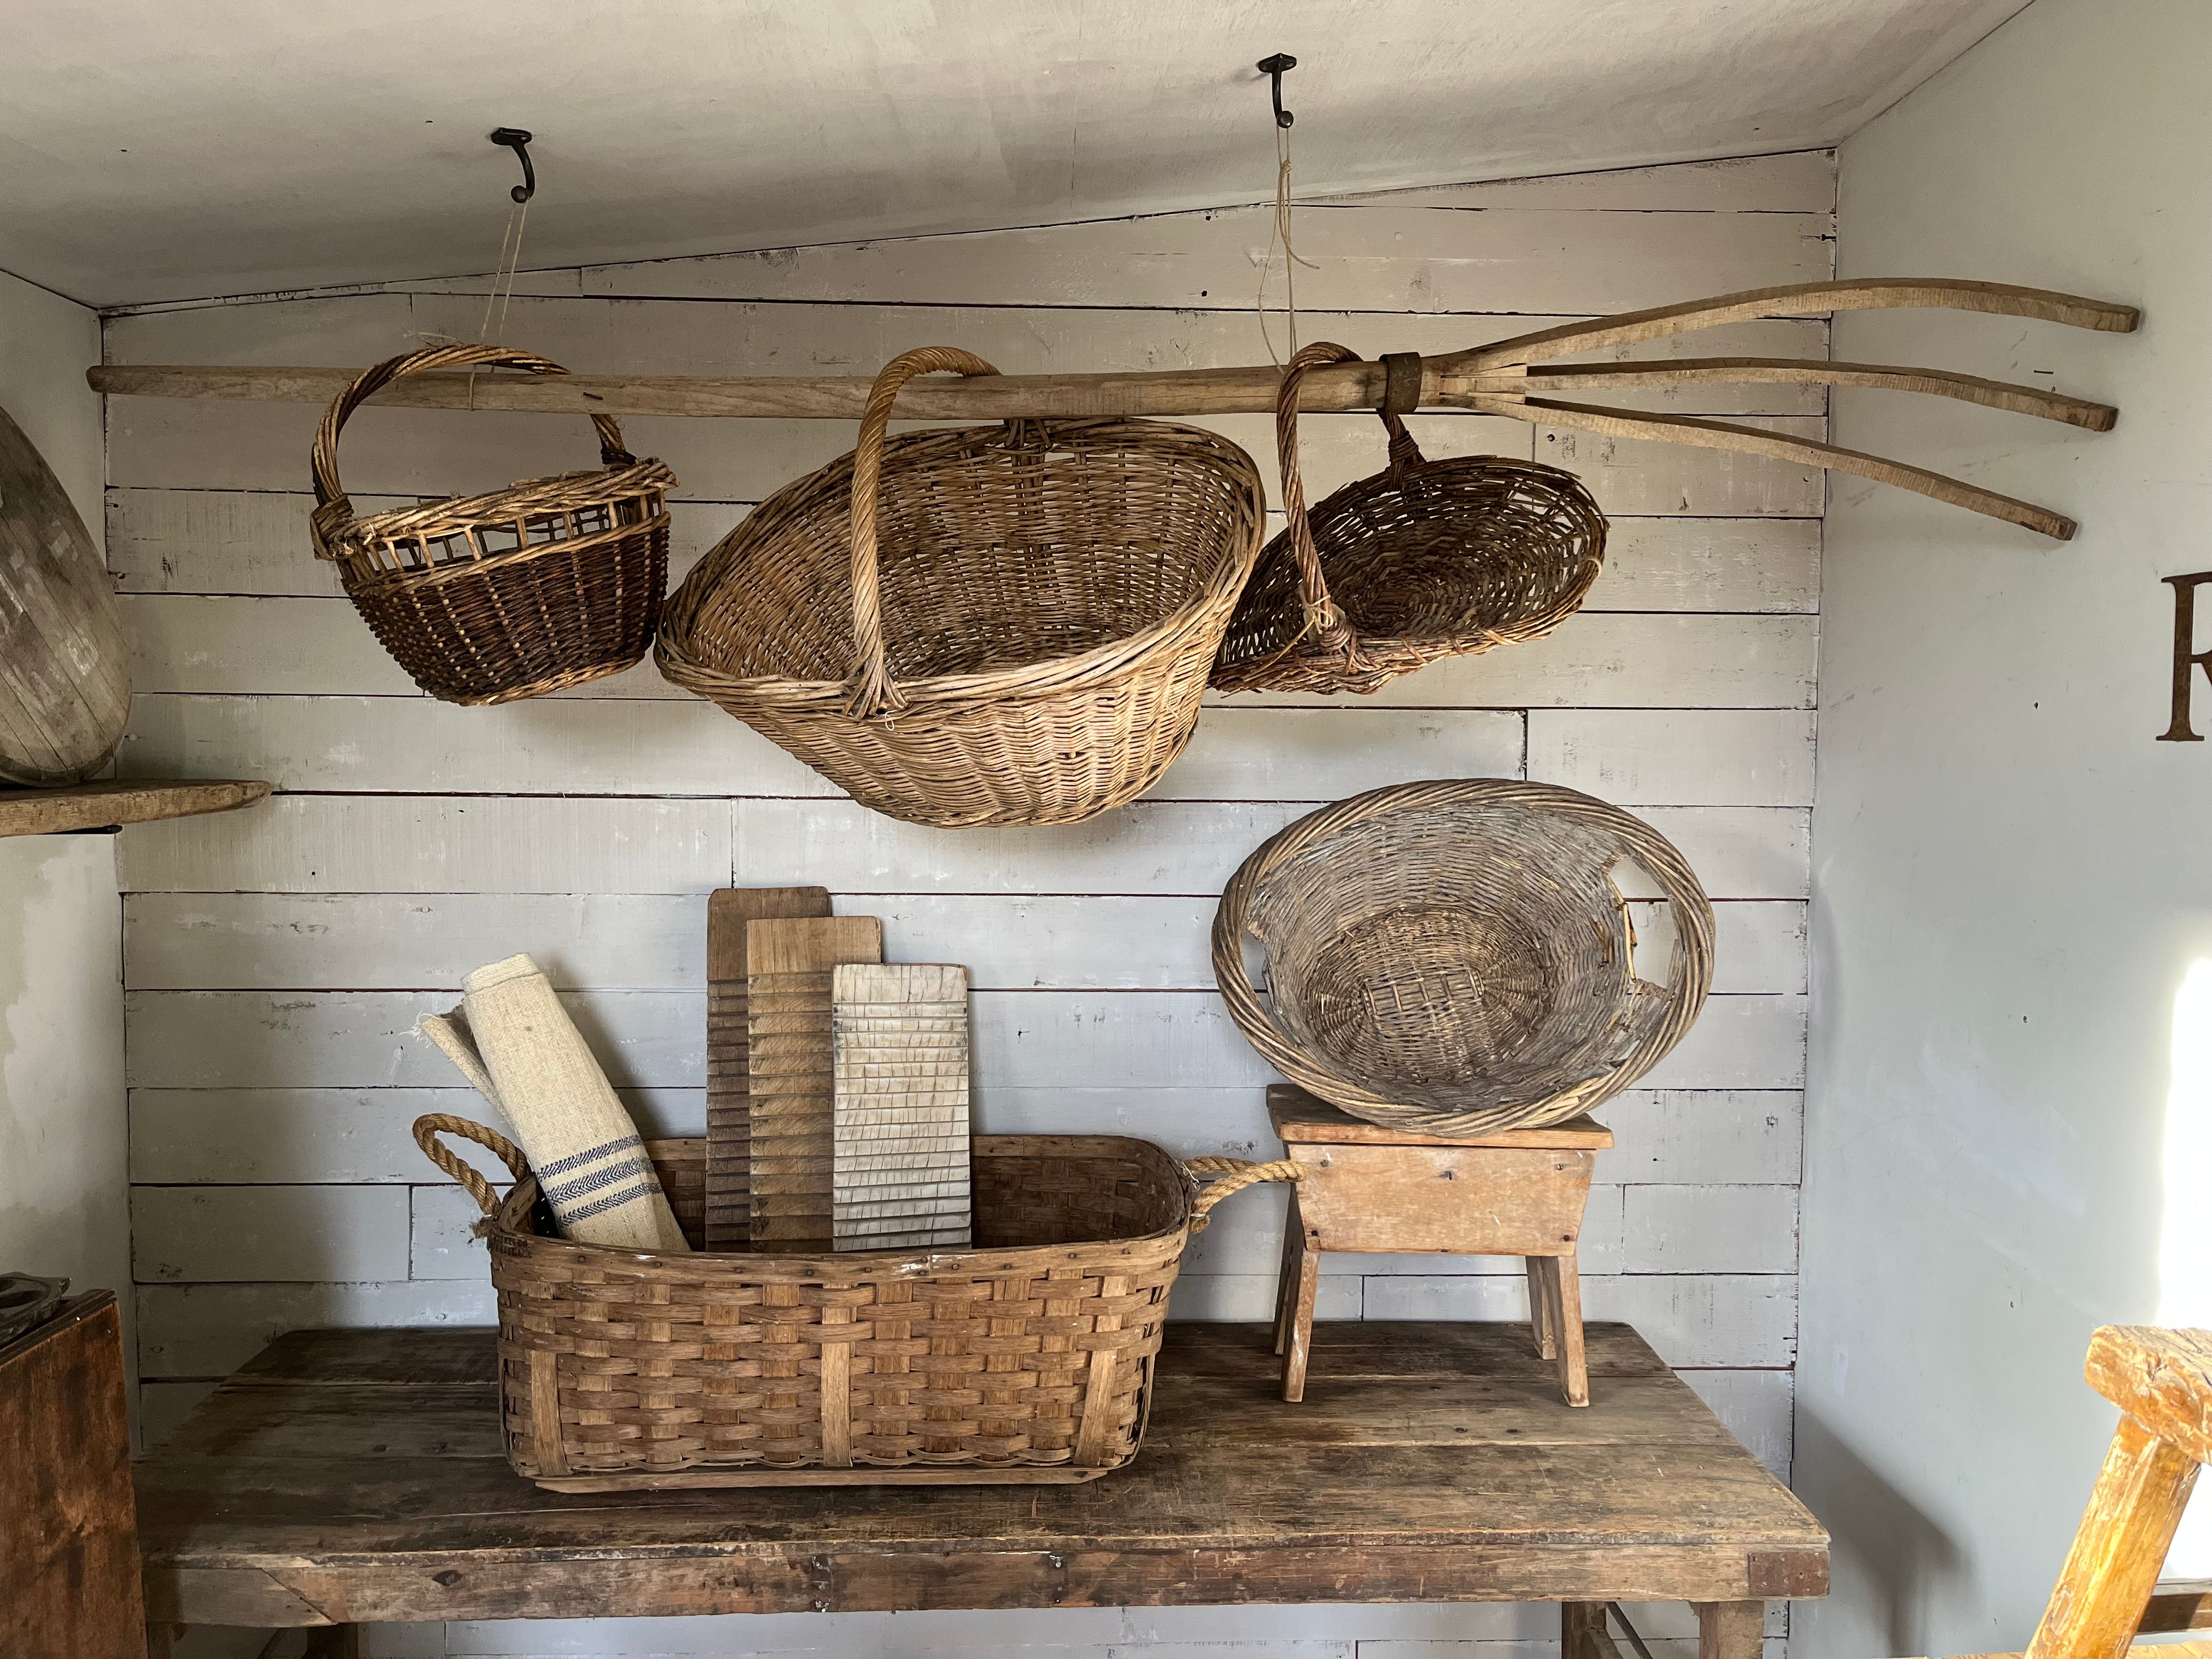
top-left (656, 347), bottom-right (1266, 828)
top-left (1213, 779), bottom-right (1714, 1138)
top-left (309, 343), bottom-right (677, 706)
top-left (1210, 343), bottom-right (1607, 696)
top-left (413, 1114), bottom-right (1297, 1489)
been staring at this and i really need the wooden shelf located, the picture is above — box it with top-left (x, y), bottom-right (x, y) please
top-left (0, 778), bottom-right (271, 838)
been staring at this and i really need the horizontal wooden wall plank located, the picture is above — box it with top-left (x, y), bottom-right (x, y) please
top-left (571, 206), bottom-right (1831, 311)
top-left (116, 795), bottom-right (735, 894)
top-left (128, 1085), bottom-right (1799, 1188)
top-left (411, 1184), bottom-right (503, 1280)
top-left (1361, 1272), bottom-right (1798, 1368)
top-left (121, 892), bottom-right (1804, 996)
top-left (1540, 417), bottom-right (1826, 516)
top-left (131, 1185), bottom-right (410, 1284)
top-left (1528, 709), bottom-right (1816, 806)
top-left (1680, 1368), bottom-right (1796, 1480)
top-left (136, 1280), bottom-right (495, 1379)
top-left (119, 607), bottom-right (1815, 715)
top-left (122, 988), bottom-right (1799, 1093)
top-left (1624, 1184), bottom-right (1802, 1276)
top-left (736, 801), bottom-right (1808, 900)
top-left (109, 490), bottom-right (1818, 613)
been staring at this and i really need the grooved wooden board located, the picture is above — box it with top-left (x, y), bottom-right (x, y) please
top-left (704, 887), bottom-right (831, 1246)
top-left (746, 915), bottom-right (883, 1245)
top-left (832, 963), bottom-right (972, 1251)
top-left (0, 404), bottom-right (129, 786)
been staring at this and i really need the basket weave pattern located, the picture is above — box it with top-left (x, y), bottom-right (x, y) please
top-left (311, 344), bottom-right (676, 706)
top-left (1211, 342), bottom-right (1607, 696)
top-left (414, 1118), bottom-right (1294, 1484)
top-left (657, 347), bottom-right (1265, 827)
top-left (1214, 779), bottom-right (1715, 1137)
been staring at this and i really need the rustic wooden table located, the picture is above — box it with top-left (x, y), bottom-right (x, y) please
top-left (135, 1321), bottom-right (1826, 1656)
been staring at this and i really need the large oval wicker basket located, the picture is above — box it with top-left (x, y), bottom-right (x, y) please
top-left (414, 1115), bottom-right (1294, 1489)
top-left (1212, 779), bottom-right (1714, 1137)
top-left (1211, 342), bottom-right (1607, 696)
top-left (309, 344), bottom-right (677, 706)
top-left (656, 347), bottom-right (1266, 828)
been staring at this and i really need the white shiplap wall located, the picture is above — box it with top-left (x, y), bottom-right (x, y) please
top-left (108, 149), bottom-right (1827, 1659)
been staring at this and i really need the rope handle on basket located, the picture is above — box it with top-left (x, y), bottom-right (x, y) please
top-left (412, 1113), bottom-right (532, 1223)
top-left (1183, 1155), bottom-right (1303, 1233)
top-left (1273, 343), bottom-right (1429, 668)
top-left (309, 344), bottom-right (635, 556)
top-left (844, 346), bottom-right (1004, 719)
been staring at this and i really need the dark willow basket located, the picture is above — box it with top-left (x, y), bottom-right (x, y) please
top-left (309, 344), bottom-right (676, 706)
top-left (1211, 342), bottom-right (1607, 696)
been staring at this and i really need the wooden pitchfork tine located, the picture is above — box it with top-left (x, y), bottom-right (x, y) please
top-left (1426, 278), bottom-right (2141, 541)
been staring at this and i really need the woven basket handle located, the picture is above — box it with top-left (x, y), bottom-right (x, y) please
top-left (413, 1113), bottom-right (532, 1221)
top-left (843, 346), bottom-right (1003, 719)
top-left (1184, 1155), bottom-right (1303, 1233)
top-left (310, 344), bottom-right (634, 547)
top-left (1274, 342), bottom-right (1429, 667)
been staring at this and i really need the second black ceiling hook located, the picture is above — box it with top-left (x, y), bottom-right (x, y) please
top-left (1257, 53), bottom-right (1296, 128)
top-left (489, 127), bottom-right (535, 204)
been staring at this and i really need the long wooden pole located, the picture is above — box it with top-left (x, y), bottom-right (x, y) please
top-left (83, 276), bottom-right (2139, 538)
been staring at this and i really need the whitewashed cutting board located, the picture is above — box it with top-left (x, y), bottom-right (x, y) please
top-left (0, 404), bottom-right (129, 786)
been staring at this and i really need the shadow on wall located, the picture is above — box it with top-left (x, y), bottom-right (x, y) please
top-left (1795, 1406), bottom-right (1966, 1657)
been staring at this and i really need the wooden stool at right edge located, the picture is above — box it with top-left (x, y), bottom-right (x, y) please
top-left (1268, 1084), bottom-right (1612, 1407)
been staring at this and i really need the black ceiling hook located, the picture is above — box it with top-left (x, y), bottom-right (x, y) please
top-left (1257, 53), bottom-right (1296, 128)
top-left (489, 127), bottom-right (535, 204)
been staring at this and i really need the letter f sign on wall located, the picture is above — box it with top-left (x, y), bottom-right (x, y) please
top-left (2161, 570), bottom-right (2212, 741)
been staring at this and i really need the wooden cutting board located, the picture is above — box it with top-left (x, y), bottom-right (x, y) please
top-left (832, 962), bottom-right (972, 1252)
top-left (703, 885), bottom-right (832, 1247)
top-left (746, 915), bottom-right (883, 1246)
top-left (0, 404), bottom-right (129, 786)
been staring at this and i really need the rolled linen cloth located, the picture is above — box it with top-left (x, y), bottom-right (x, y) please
top-left (424, 953), bottom-right (690, 1253)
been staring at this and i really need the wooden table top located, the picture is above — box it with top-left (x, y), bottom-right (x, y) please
top-left (135, 1321), bottom-right (1827, 1629)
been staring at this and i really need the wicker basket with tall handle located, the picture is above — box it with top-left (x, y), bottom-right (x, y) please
top-left (414, 1113), bottom-right (1296, 1489)
top-left (1211, 342), bottom-right (1607, 696)
top-left (1213, 778), bottom-right (1714, 1138)
top-left (655, 347), bottom-right (1266, 828)
top-left (309, 343), bottom-right (677, 706)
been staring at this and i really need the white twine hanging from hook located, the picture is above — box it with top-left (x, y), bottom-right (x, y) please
top-left (1256, 89), bottom-right (1319, 365)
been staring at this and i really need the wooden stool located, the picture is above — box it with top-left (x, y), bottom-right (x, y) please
top-left (1267, 1083), bottom-right (1612, 1407)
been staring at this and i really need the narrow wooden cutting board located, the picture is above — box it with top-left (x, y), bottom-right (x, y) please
top-left (0, 404), bottom-right (129, 786)
top-left (747, 915), bottom-right (883, 1247)
top-left (703, 886), bottom-right (832, 1247)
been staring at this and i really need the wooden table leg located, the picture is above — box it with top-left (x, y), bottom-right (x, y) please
top-left (1526, 1256), bottom-right (1558, 1359)
top-left (1562, 1600), bottom-right (1620, 1659)
top-left (1273, 1188), bottom-right (1306, 1358)
top-left (1280, 1234), bottom-right (1321, 1403)
top-left (1694, 1600), bottom-right (1764, 1659)
top-left (1554, 1251), bottom-right (1589, 1408)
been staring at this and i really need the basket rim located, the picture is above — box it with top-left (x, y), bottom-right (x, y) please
top-left (1210, 777), bottom-right (1716, 1136)
top-left (319, 457), bottom-right (676, 552)
top-left (654, 415), bottom-right (1264, 716)
top-left (488, 1131), bottom-right (1203, 1276)
top-left (1212, 453), bottom-right (1607, 695)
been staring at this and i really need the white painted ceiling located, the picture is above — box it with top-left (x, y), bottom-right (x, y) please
top-left (7, 0), bottom-right (2030, 309)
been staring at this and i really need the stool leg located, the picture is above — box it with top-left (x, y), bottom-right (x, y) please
top-left (1553, 1251), bottom-right (1589, 1408)
top-left (1273, 1189), bottom-right (1306, 1357)
top-left (1282, 1239), bottom-right (1321, 1403)
top-left (1526, 1256), bottom-right (1558, 1360)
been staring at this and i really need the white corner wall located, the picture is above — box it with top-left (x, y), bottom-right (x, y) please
top-left (1798, 0), bottom-right (2212, 1652)
top-left (0, 269), bottom-right (129, 1355)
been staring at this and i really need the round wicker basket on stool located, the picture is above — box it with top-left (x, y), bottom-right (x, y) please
top-left (309, 343), bottom-right (677, 706)
top-left (656, 347), bottom-right (1265, 829)
top-left (1211, 342), bottom-right (1607, 696)
top-left (1212, 778), bottom-right (1714, 1137)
